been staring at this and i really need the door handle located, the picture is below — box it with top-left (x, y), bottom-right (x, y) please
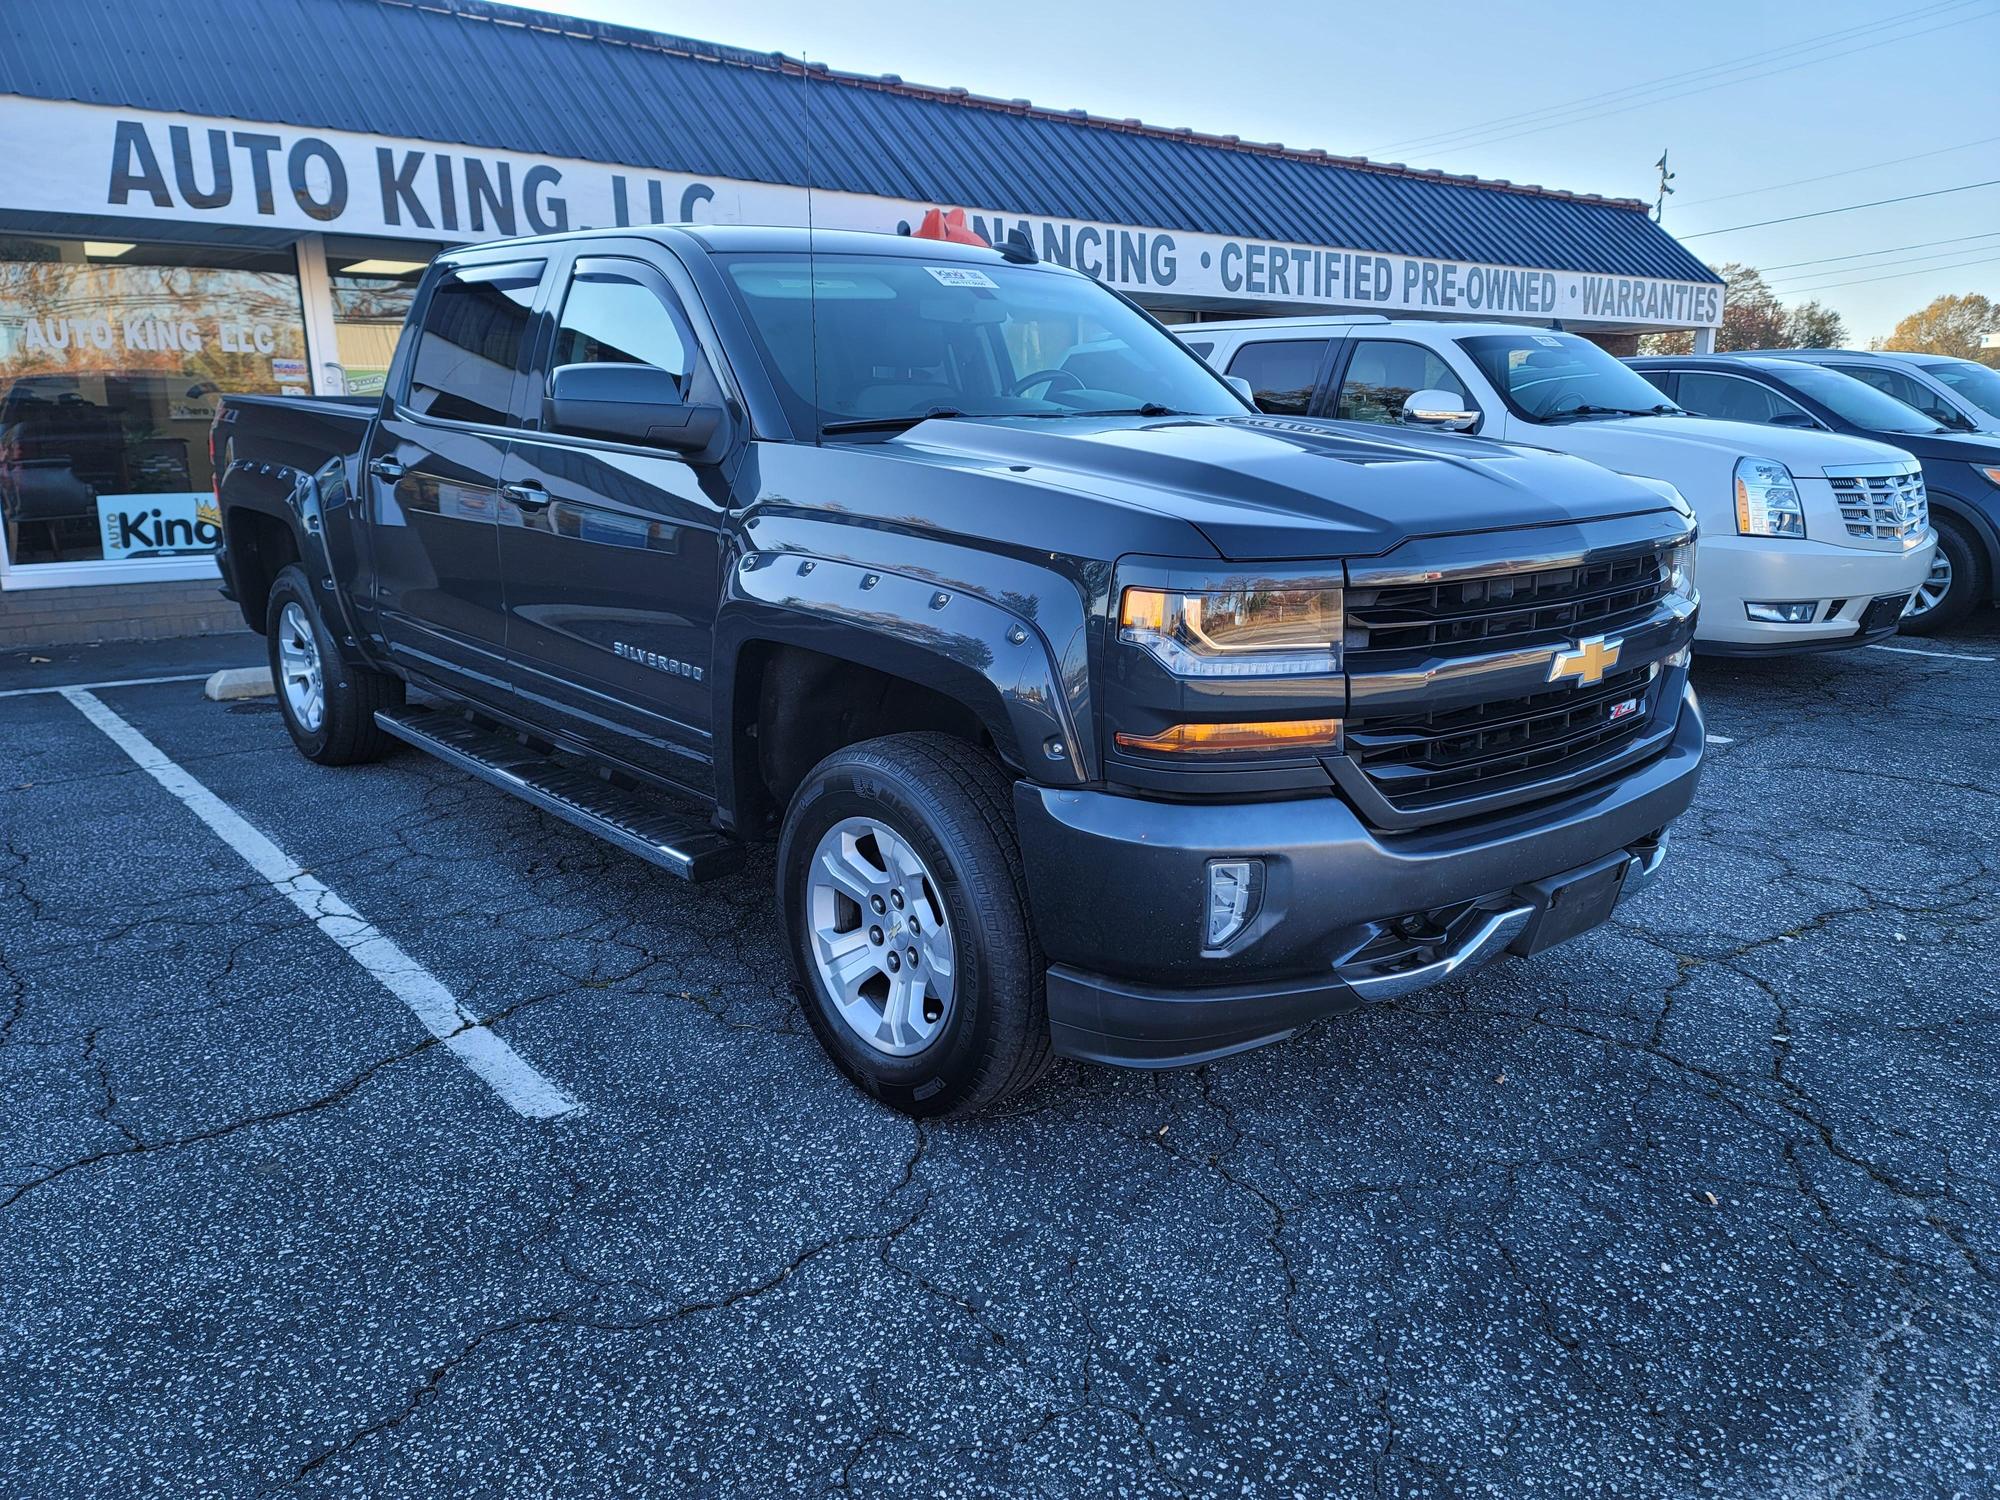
top-left (499, 481), bottom-right (550, 511)
top-left (367, 456), bottom-right (406, 482)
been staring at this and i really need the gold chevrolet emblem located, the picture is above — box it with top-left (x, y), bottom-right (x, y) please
top-left (1549, 634), bottom-right (1621, 687)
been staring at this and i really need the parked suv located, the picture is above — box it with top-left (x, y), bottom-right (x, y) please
top-left (1183, 318), bottom-right (1935, 655)
top-left (211, 228), bottom-right (1704, 1116)
top-left (1630, 353), bottom-right (1999, 631)
top-left (1761, 348), bottom-right (2000, 436)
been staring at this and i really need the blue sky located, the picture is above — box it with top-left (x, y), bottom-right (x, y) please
top-left (531, 0), bottom-right (1999, 342)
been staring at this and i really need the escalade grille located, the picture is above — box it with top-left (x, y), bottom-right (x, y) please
top-left (1829, 471), bottom-right (1927, 541)
top-left (1345, 663), bottom-right (1661, 813)
top-left (1344, 549), bottom-right (1668, 661)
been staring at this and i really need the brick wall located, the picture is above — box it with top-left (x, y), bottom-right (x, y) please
top-left (1579, 331), bottom-right (1641, 357)
top-left (0, 578), bottom-right (250, 649)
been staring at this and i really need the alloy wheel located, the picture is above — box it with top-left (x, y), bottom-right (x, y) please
top-left (276, 600), bottom-right (326, 733)
top-left (806, 816), bottom-right (957, 1057)
top-left (1904, 548), bottom-right (1953, 620)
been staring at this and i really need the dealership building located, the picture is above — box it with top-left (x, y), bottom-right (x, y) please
top-left (0, 0), bottom-right (1723, 645)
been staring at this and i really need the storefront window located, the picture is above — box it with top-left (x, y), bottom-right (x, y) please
top-left (0, 237), bottom-right (307, 572)
top-left (326, 237), bottom-right (434, 398)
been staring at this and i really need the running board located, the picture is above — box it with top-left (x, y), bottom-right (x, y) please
top-left (374, 706), bottom-right (743, 882)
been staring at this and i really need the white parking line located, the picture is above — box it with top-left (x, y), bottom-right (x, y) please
top-left (0, 671), bottom-right (214, 699)
top-left (1867, 644), bottom-right (1997, 663)
top-left (1705, 734), bottom-right (1735, 745)
top-left (61, 688), bottom-right (580, 1121)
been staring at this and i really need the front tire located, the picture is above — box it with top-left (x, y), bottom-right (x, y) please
top-left (1901, 517), bottom-right (1983, 634)
top-left (777, 733), bottom-right (1051, 1118)
top-left (266, 564), bottom-right (404, 765)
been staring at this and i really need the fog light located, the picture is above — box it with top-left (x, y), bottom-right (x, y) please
top-left (1205, 859), bottom-right (1261, 950)
top-left (1745, 601), bottom-right (1817, 624)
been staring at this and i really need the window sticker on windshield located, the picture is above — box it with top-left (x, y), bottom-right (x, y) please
top-left (1531, 334), bottom-right (1563, 346)
top-left (923, 266), bottom-right (999, 289)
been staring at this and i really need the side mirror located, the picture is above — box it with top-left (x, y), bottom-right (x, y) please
top-left (1399, 389), bottom-right (1479, 433)
top-left (1224, 374), bottom-right (1257, 405)
top-left (545, 363), bottom-right (724, 454)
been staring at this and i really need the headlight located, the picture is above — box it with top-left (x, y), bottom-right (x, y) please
top-left (1975, 465), bottom-right (2000, 489)
top-left (1118, 580), bottom-right (1342, 677)
top-left (1664, 539), bottom-right (1697, 600)
top-left (1735, 458), bottom-right (1805, 539)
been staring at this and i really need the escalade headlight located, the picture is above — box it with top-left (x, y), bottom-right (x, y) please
top-left (1118, 580), bottom-right (1342, 677)
top-left (1735, 458), bottom-right (1805, 539)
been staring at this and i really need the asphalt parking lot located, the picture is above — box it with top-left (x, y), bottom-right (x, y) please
top-left (3, 622), bottom-right (1998, 1499)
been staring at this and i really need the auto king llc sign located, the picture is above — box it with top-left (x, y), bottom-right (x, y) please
top-left (0, 98), bottom-right (1722, 329)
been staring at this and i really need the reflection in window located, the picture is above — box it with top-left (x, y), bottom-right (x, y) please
top-left (1226, 340), bottom-right (1328, 415)
top-left (407, 264), bottom-right (543, 426)
top-left (554, 275), bottom-right (692, 383)
top-left (1336, 341), bottom-right (1474, 424)
top-left (0, 237), bottom-right (307, 567)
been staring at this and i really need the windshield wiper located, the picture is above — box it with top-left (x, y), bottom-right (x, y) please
top-left (820, 406), bottom-right (968, 435)
top-left (1073, 403), bottom-right (1190, 417)
top-left (1546, 402), bottom-right (1679, 421)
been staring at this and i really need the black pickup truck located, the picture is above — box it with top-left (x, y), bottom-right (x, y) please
top-left (212, 225), bottom-right (1703, 1116)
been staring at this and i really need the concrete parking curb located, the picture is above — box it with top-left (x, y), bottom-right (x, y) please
top-left (203, 666), bottom-right (274, 701)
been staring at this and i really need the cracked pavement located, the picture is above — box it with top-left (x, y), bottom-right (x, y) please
top-left (2, 623), bottom-right (1997, 1497)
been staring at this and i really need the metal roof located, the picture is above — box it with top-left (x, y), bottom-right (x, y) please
top-left (0, 0), bottom-right (1720, 285)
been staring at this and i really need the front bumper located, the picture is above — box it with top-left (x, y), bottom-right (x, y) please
top-left (1017, 686), bottom-right (1705, 1068)
top-left (1694, 530), bottom-right (1934, 652)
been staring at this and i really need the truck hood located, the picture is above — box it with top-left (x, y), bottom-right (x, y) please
top-left (879, 413), bottom-right (1672, 561)
top-left (1519, 414), bottom-right (1918, 478)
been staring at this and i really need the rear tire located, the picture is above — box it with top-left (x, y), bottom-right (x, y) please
top-left (778, 733), bottom-right (1051, 1118)
top-left (266, 564), bottom-right (404, 765)
top-left (1901, 516), bottom-right (1983, 634)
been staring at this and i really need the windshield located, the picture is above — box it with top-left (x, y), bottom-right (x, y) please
top-left (1778, 363), bottom-right (1943, 434)
top-left (716, 252), bottom-right (1247, 435)
top-left (1457, 332), bottom-right (1682, 422)
top-left (1918, 358), bottom-right (2000, 425)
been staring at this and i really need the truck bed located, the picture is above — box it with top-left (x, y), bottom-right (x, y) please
top-left (214, 393), bottom-right (376, 483)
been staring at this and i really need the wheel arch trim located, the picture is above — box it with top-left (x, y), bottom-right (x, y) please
top-left (717, 550), bottom-right (1089, 796)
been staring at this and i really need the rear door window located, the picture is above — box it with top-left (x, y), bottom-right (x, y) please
top-left (1225, 339), bottom-right (1330, 415)
top-left (406, 260), bottom-right (545, 426)
top-left (1335, 340), bottom-right (1475, 424)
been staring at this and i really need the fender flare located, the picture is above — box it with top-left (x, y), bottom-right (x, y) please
top-left (717, 548), bottom-right (1091, 788)
top-left (219, 454), bottom-right (370, 653)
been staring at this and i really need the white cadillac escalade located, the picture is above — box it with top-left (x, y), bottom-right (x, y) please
top-left (1181, 317), bottom-right (1936, 655)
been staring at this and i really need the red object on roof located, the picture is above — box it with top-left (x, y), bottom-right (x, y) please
top-left (912, 208), bottom-right (990, 247)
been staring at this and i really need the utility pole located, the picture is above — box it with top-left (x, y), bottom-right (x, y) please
top-left (1653, 149), bottom-right (1676, 223)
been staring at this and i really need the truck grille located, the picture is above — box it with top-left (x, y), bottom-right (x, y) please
top-left (1829, 471), bottom-right (1927, 541)
top-left (1345, 548), bottom-right (1669, 661)
top-left (1345, 663), bottom-right (1662, 814)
